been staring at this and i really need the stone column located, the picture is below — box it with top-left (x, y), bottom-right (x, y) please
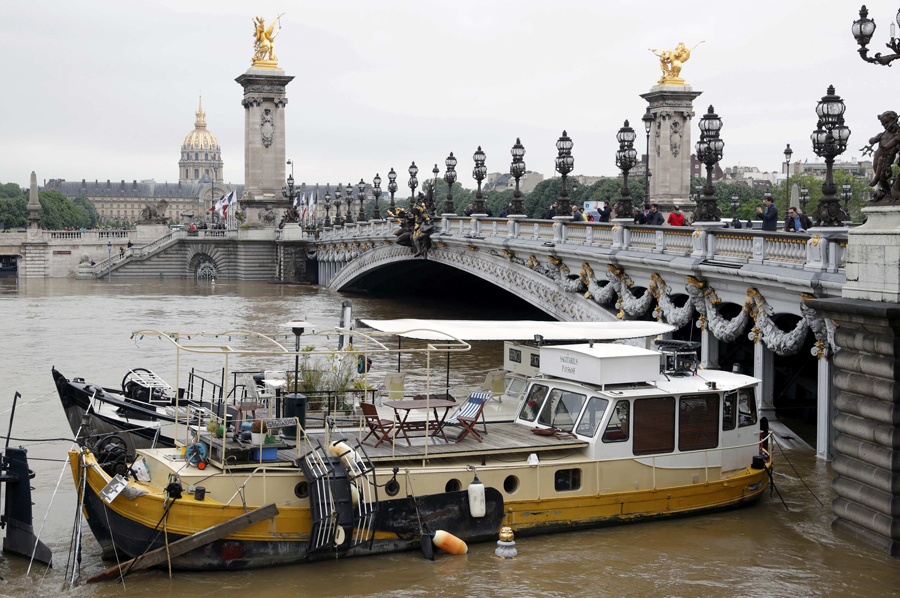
top-left (816, 355), bottom-right (835, 461)
top-left (754, 340), bottom-right (775, 416)
top-left (806, 297), bottom-right (900, 556)
top-left (235, 67), bottom-right (294, 227)
top-left (26, 171), bottom-right (41, 241)
top-left (700, 327), bottom-right (719, 370)
top-left (639, 86), bottom-right (701, 219)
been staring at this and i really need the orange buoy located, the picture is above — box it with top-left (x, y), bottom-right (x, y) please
top-left (431, 530), bottom-right (468, 555)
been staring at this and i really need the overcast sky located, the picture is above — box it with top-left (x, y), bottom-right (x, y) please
top-left (1, 0), bottom-right (894, 189)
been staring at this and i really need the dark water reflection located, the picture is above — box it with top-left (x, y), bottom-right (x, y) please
top-left (0, 278), bottom-right (897, 598)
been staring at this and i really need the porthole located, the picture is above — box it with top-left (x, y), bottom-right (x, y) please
top-left (384, 478), bottom-right (400, 497)
top-left (294, 482), bottom-right (309, 499)
top-left (503, 475), bottom-right (519, 494)
top-left (445, 479), bottom-right (461, 493)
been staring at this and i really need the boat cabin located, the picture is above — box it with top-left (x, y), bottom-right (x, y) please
top-left (515, 342), bottom-right (761, 477)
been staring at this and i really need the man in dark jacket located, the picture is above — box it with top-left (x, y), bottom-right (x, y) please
top-left (647, 204), bottom-right (665, 225)
top-left (598, 201), bottom-right (611, 223)
top-left (632, 206), bottom-right (647, 224)
top-left (784, 207), bottom-right (813, 232)
top-left (757, 196), bottom-right (778, 231)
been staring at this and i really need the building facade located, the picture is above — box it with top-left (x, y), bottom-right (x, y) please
top-left (179, 97), bottom-right (224, 184)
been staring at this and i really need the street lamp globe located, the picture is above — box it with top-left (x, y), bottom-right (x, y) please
top-left (852, 6), bottom-right (877, 46)
top-left (642, 107), bottom-right (654, 133)
top-left (387, 168), bottom-right (398, 210)
top-left (784, 144), bottom-right (792, 164)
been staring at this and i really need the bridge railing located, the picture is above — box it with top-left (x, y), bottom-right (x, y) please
top-left (318, 216), bottom-right (848, 274)
top-left (45, 229), bottom-right (136, 242)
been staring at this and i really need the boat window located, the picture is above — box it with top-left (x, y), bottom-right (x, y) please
top-left (633, 397), bottom-right (675, 456)
top-left (679, 394), bottom-right (719, 451)
top-left (505, 377), bottom-right (527, 400)
top-left (723, 391), bottom-right (737, 431)
top-left (575, 396), bottom-right (610, 437)
top-left (518, 384), bottom-right (549, 422)
top-left (537, 389), bottom-right (586, 429)
top-left (554, 468), bottom-right (582, 492)
top-left (602, 400), bottom-right (630, 443)
top-left (738, 387), bottom-right (758, 428)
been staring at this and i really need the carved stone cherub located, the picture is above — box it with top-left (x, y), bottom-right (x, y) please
top-left (861, 110), bottom-right (900, 203)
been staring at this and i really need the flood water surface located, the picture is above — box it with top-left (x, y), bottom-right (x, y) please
top-left (0, 278), bottom-right (897, 598)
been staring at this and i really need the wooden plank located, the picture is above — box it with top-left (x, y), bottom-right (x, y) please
top-left (86, 503), bottom-right (279, 583)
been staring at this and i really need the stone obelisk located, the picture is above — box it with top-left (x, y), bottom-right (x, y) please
top-left (640, 43), bottom-right (702, 218)
top-left (26, 171), bottom-right (42, 240)
top-left (236, 15), bottom-right (294, 227)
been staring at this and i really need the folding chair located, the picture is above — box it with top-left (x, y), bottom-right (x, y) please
top-left (443, 392), bottom-right (490, 443)
top-left (378, 372), bottom-right (406, 405)
top-left (360, 402), bottom-right (394, 448)
top-left (480, 370), bottom-right (506, 402)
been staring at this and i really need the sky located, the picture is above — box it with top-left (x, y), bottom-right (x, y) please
top-left (1, 0), bottom-right (895, 189)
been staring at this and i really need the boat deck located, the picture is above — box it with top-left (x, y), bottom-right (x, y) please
top-left (306, 422), bottom-right (588, 463)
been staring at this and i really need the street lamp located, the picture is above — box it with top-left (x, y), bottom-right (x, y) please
top-left (387, 168), bottom-right (398, 211)
top-left (851, 5), bottom-right (900, 65)
top-left (344, 182), bottom-right (354, 224)
top-left (841, 183), bottom-right (853, 216)
top-left (357, 179), bottom-right (367, 222)
top-left (783, 143), bottom-right (793, 206)
top-left (372, 173), bottom-right (382, 220)
top-left (408, 162), bottom-right (419, 204)
top-left (281, 172), bottom-right (301, 224)
top-left (334, 183), bottom-right (343, 225)
top-left (614, 120), bottom-right (638, 218)
top-left (444, 153), bottom-right (457, 215)
top-left (427, 164), bottom-right (439, 216)
top-left (810, 85), bottom-right (851, 226)
top-left (472, 146), bottom-right (487, 214)
top-left (642, 106), bottom-right (654, 201)
top-left (555, 130), bottom-right (574, 216)
top-left (730, 194), bottom-right (740, 228)
top-left (323, 185), bottom-right (332, 227)
top-left (107, 241), bottom-right (111, 282)
top-left (694, 105), bottom-right (725, 222)
top-left (800, 186), bottom-right (810, 213)
top-left (509, 138), bottom-right (526, 215)
top-left (572, 179), bottom-right (579, 205)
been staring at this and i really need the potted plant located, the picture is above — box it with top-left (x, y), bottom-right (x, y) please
top-left (250, 419), bottom-right (267, 445)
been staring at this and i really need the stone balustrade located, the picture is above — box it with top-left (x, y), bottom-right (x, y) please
top-left (316, 216), bottom-right (847, 273)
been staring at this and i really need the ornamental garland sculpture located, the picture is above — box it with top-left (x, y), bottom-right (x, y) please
top-left (252, 14), bottom-right (284, 66)
top-left (649, 42), bottom-right (703, 86)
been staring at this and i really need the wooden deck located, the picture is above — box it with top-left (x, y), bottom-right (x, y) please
top-left (305, 422), bottom-right (588, 463)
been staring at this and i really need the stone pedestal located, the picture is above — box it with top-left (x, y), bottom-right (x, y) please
top-left (639, 86), bottom-right (702, 218)
top-left (805, 297), bottom-right (900, 556)
top-left (843, 206), bottom-right (900, 302)
top-left (235, 67), bottom-right (294, 227)
top-left (134, 223), bottom-right (168, 245)
top-left (691, 221), bottom-right (725, 260)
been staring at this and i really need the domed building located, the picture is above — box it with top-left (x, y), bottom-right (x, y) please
top-left (179, 97), bottom-right (224, 184)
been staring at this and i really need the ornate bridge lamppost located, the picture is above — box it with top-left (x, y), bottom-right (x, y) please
top-left (357, 179), bottom-right (367, 222)
top-left (344, 182), bottom-right (355, 224)
top-left (443, 153), bottom-right (457, 215)
top-left (427, 164), bottom-right (440, 216)
top-left (281, 171), bottom-right (301, 224)
top-left (387, 168), bottom-right (398, 211)
top-left (472, 146), bottom-right (487, 214)
top-left (408, 162), bottom-right (419, 204)
top-left (693, 105), bottom-right (725, 223)
top-left (783, 143), bottom-right (793, 204)
top-left (323, 185), bottom-right (332, 227)
top-left (334, 183), bottom-right (343, 225)
top-left (509, 138), bottom-right (526, 215)
top-left (642, 107), bottom-right (654, 200)
top-left (555, 130), bottom-right (574, 217)
top-left (730, 193), bottom-right (740, 228)
top-left (851, 5), bottom-right (900, 65)
top-left (842, 183), bottom-right (854, 220)
top-left (800, 186), bottom-right (810, 214)
top-left (810, 86), bottom-right (851, 226)
top-left (614, 120), bottom-right (638, 218)
top-left (372, 173), bottom-right (382, 220)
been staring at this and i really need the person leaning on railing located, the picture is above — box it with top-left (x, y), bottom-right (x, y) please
top-left (784, 207), bottom-right (812, 233)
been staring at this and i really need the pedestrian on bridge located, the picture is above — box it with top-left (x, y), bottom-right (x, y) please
top-left (647, 204), bottom-right (665, 226)
top-left (757, 196), bottom-right (778, 232)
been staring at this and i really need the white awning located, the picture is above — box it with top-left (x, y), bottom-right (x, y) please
top-left (358, 319), bottom-right (674, 342)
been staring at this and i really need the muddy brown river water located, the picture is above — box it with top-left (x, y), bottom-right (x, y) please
top-left (0, 278), bottom-right (897, 597)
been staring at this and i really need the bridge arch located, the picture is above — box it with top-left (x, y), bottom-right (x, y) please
top-left (328, 245), bottom-right (619, 322)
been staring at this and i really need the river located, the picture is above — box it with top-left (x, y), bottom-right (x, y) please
top-left (0, 278), bottom-right (897, 598)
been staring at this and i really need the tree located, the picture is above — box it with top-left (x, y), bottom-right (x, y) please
top-left (0, 182), bottom-right (23, 199)
top-left (0, 195), bottom-right (26, 229)
top-left (773, 171), bottom-right (869, 223)
top-left (72, 196), bottom-right (100, 228)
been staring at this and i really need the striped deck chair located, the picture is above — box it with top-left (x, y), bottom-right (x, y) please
top-left (443, 391), bottom-right (490, 443)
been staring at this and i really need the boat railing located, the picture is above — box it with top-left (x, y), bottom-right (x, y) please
top-left (186, 369), bottom-right (224, 403)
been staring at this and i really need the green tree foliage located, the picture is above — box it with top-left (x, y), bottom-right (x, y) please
top-left (72, 196), bottom-right (100, 228)
top-left (38, 190), bottom-right (100, 229)
top-left (0, 182), bottom-right (23, 199)
top-left (0, 195), bottom-right (26, 229)
top-left (773, 171), bottom-right (870, 222)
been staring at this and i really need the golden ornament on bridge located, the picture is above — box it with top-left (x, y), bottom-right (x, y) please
top-left (649, 41), bottom-right (703, 86)
top-left (252, 14), bottom-right (285, 69)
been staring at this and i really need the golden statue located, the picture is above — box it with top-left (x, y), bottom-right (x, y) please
top-left (252, 14), bottom-right (285, 68)
top-left (649, 42), bottom-right (703, 86)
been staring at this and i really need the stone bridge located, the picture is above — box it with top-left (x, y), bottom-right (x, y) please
top-left (316, 215), bottom-right (850, 459)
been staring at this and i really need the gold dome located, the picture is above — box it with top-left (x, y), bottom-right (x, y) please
top-left (182, 96), bottom-right (219, 151)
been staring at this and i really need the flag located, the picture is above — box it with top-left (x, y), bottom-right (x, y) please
top-left (222, 190), bottom-right (237, 219)
top-left (212, 193), bottom-right (226, 214)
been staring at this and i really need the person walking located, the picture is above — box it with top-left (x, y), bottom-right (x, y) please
top-left (757, 196), bottom-right (778, 231)
top-left (647, 204), bottom-right (665, 225)
top-left (667, 207), bottom-right (686, 226)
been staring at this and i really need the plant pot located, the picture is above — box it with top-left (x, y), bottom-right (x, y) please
top-left (251, 432), bottom-right (264, 445)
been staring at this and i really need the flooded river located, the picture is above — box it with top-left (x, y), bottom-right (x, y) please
top-left (0, 278), bottom-right (897, 597)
